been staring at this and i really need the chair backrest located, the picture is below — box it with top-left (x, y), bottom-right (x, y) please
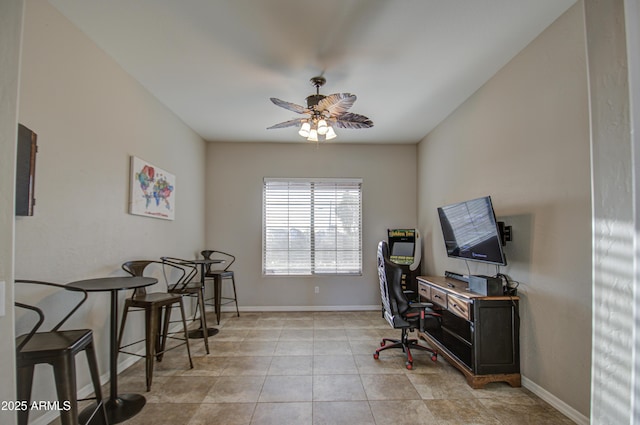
top-left (122, 260), bottom-right (159, 296)
top-left (14, 279), bottom-right (88, 351)
top-left (122, 260), bottom-right (156, 277)
top-left (378, 241), bottom-right (411, 328)
top-left (201, 250), bottom-right (235, 271)
top-left (160, 257), bottom-right (198, 291)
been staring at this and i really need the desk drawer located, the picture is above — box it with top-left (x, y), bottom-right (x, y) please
top-left (430, 286), bottom-right (448, 308)
top-left (448, 295), bottom-right (471, 321)
top-left (418, 283), bottom-right (431, 301)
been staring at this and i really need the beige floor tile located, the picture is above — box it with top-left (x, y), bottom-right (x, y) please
top-left (250, 402), bottom-right (312, 425)
top-left (206, 341), bottom-right (242, 357)
top-left (407, 373), bottom-right (476, 400)
top-left (237, 341), bottom-right (277, 356)
top-left (312, 401), bottom-right (375, 425)
top-left (345, 319), bottom-right (379, 329)
top-left (354, 353), bottom-right (409, 374)
top-left (213, 329), bottom-right (249, 341)
top-left (369, 400), bottom-right (438, 425)
top-left (425, 399), bottom-right (502, 424)
top-left (274, 340), bottom-right (314, 356)
top-left (313, 328), bottom-right (348, 340)
top-left (268, 355), bottom-right (313, 375)
top-left (479, 397), bottom-right (576, 424)
top-left (203, 376), bottom-right (265, 403)
top-left (143, 376), bottom-right (217, 404)
top-left (245, 329), bottom-right (281, 341)
top-left (258, 375), bottom-right (313, 402)
top-left (279, 329), bottom-right (314, 341)
top-left (360, 374), bottom-right (421, 400)
top-left (349, 340), bottom-right (378, 355)
top-left (313, 340), bottom-right (352, 355)
top-left (345, 328), bottom-right (380, 340)
top-left (180, 355), bottom-right (229, 376)
top-left (123, 402), bottom-right (199, 425)
top-left (281, 319), bottom-right (315, 329)
top-left (313, 318), bottom-right (345, 329)
top-left (187, 403), bottom-right (255, 425)
top-left (220, 356), bottom-right (272, 376)
top-left (312, 375), bottom-right (367, 401)
top-left (254, 319), bottom-right (285, 329)
top-left (313, 354), bottom-right (358, 375)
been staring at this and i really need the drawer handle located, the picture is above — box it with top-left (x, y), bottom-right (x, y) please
top-left (434, 294), bottom-right (443, 299)
top-left (452, 303), bottom-right (464, 312)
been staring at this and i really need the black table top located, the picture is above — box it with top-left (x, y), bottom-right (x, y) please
top-left (179, 258), bottom-right (223, 265)
top-left (67, 276), bottom-right (157, 292)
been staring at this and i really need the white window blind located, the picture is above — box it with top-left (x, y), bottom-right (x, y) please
top-left (263, 178), bottom-right (363, 276)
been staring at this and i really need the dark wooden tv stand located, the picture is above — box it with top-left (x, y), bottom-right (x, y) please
top-left (417, 276), bottom-right (521, 389)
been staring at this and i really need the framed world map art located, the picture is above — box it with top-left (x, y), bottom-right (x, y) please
top-left (129, 156), bottom-right (176, 220)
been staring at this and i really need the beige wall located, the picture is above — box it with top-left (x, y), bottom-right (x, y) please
top-left (586, 0), bottom-right (635, 422)
top-left (0, 1), bottom-right (24, 424)
top-left (417, 3), bottom-right (590, 421)
top-left (15, 0), bottom-right (206, 420)
top-left (205, 142), bottom-right (417, 308)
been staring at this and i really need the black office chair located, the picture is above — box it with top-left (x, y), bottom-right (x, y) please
top-left (118, 260), bottom-right (193, 391)
top-left (201, 250), bottom-right (239, 324)
top-left (14, 279), bottom-right (108, 425)
top-left (374, 241), bottom-right (440, 370)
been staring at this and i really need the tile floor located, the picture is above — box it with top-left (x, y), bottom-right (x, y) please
top-left (74, 310), bottom-right (575, 424)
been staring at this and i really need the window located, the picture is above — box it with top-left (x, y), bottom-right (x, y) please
top-left (263, 178), bottom-right (362, 276)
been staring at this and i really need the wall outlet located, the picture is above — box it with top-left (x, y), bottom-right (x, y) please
top-left (314, 286), bottom-right (319, 294)
top-left (0, 281), bottom-right (5, 317)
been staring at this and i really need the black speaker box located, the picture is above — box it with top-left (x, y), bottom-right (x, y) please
top-left (468, 275), bottom-right (503, 296)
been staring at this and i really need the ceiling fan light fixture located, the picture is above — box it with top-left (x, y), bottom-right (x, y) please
top-left (298, 122), bottom-right (311, 137)
top-left (317, 119), bottom-right (328, 135)
top-left (307, 128), bottom-right (319, 142)
top-left (325, 126), bottom-right (337, 140)
top-left (268, 75), bottom-right (373, 142)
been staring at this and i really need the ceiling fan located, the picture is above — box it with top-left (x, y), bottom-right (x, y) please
top-left (267, 76), bottom-right (373, 141)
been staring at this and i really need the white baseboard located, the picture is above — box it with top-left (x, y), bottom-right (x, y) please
top-left (521, 375), bottom-right (589, 425)
top-left (224, 305), bottom-right (380, 312)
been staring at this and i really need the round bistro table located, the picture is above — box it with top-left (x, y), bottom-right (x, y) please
top-left (68, 276), bottom-right (156, 424)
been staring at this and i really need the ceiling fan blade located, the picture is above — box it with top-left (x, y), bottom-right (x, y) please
top-left (267, 118), bottom-right (306, 130)
top-left (334, 112), bottom-right (374, 129)
top-left (270, 98), bottom-right (308, 114)
top-left (317, 93), bottom-right (356, 116)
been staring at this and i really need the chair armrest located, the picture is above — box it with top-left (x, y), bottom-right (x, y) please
top-left (14, 302), bottom-right (45, 351)
top-left (15, 279), bottom-right (87, 331)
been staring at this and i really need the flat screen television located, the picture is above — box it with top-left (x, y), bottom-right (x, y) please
top-left (437, 196), bottom-right (507, 266)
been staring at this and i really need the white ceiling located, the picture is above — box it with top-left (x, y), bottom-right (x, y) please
top-left (49, 0), bottom-right (576, 144)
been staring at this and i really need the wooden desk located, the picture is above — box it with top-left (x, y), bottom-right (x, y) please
top-left (417, 276), bottom-right (521, 389)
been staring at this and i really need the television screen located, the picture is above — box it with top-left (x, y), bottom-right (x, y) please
top-left (437, 196), bottom-right (507, 266)
top-left (391, 242), bottom-right (414, 257)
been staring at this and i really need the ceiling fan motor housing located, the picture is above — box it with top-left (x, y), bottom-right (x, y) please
top-left (306, 94), bottom-right (325, 109)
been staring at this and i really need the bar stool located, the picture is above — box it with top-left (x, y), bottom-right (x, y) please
top-left (118, 261), bottom-right (193, 391)
top-left (201, 250), bottom-right (240, 324)
top-left (161, 257), bottom-right (211, 354)
top-left (14, 279), bottom-right (108, 425)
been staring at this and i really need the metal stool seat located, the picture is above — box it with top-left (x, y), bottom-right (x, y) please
top-left (15, 280), bottom-right (108, 425)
